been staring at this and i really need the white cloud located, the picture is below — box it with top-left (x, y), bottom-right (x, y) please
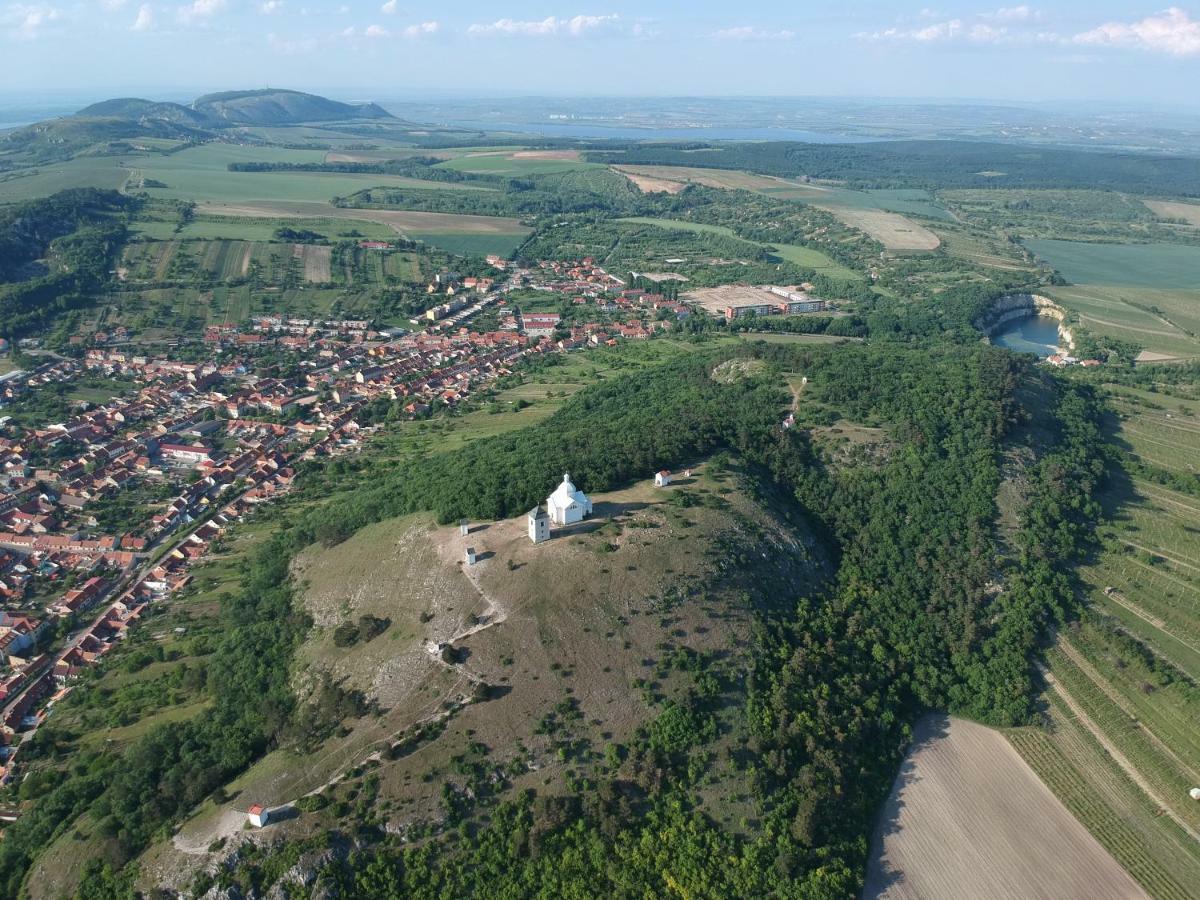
top-left (260, 0), bottom-right (282, 13)
top-left (4, 3), bottom-right (62, 39)
top-left (468, 13), bottom-right (618, 37)
top-left (712, 25), bottom-right (796, 41)
top-left (400, 19), bottom-right (436, 37)
top-left (1074, 7), bottom-right (1200, 57)
top-left (176, 0), bottom-right (224, 24)
top-left (103, 0), bottom-right (128, 9)
top-left (379, 0), bottom-right (395, 12)
top-left (859, 18), bottom-right (963, 42)
top-left (364, 21), bottom-right (387, 36)
top-left (131, 2), bottom-right (152, 29)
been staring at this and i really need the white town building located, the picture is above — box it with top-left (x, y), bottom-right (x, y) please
top-left (546, 473), bottom-right (592, 526)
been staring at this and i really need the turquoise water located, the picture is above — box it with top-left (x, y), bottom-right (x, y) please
top-left (993, 316), bottom-right (1062, 358)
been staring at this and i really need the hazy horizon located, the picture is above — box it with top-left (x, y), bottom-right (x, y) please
top-left (3, 2), bottom-right (1199, 106)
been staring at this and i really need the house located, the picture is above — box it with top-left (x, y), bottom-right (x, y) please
top-left (654, 470), bottom-right (672, 487)
top-left (247, 804), bottom-right (269, 828)
top-left (465, 547), bottom-right (477, 565)
top-left (546, 474), bottom-right (591, 527)
top-left (527, 506), bottom-right (550, 544)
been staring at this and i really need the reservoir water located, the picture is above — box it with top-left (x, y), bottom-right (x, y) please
top-left (992, 316), bottom-right (1062, 358)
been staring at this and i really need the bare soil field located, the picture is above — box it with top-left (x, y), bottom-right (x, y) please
top-left (864, 714), bottom-right (1146, 900)
top-left (301, 244), bottom-right (332, 282)
top-left (612, 166), bottom-right (687, 194)
top-left (611, 164), bottom-right (786, 192)
top-left (513, 149), bottom-right (581, 160)
top-left (202, 199), bottom-right (529, 236)
top-left (1144, 199), bottom-right (1200, 226)
top-left (829, 207), bottom-right (940, 251)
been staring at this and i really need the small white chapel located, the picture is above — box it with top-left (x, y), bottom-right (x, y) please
top-left (547, 473), bottom-right (592, 526)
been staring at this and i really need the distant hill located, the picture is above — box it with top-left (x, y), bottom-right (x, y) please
top-left (75, 98), bottom-right (213, 128)
top-left (191, 89), bottom-right (394, 126)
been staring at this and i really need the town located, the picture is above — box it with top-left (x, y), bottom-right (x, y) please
top-left (0, 250), bottom-right (830, 785)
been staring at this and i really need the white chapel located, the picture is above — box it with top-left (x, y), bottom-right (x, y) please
top-left (546, 473), bottom-right (592, 526)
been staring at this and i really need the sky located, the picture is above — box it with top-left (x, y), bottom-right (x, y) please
top-left (2, 2), bottom-right (1200, 107)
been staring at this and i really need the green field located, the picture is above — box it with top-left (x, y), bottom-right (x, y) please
top-left (0, 156), bottom-right (131, 202)
top-left (407, 230), bottom-right (528, 258)
top-left (618, 216), bottom-right (861, 280)
top-left (1027, 239), bottom-right (1200, 290)
top-left (129, 213), bottom-right (397, 242)
top-left (122, 144), bottom-right (497, 205)
top-left (436, 153), bottom-right (599, 176)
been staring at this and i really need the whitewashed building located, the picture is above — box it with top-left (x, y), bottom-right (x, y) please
top-left (528, 505), bottom-right (550, 543)
top-left (248, 804), bottom-right (269, 828)
top-left (654, 470), bottom-right (672, 487)
top-left (546, 473), bottom-right (592, 526)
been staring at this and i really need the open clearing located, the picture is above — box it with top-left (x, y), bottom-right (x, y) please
top-left (864, 714), bottom-right (1146, 900)
top-left (1144, 199), bottom-right (1200, 226)
top-left (1044, 285), bottom-right (1200, 360)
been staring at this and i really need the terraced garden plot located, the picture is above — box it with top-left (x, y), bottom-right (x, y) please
top-left (1009, 700), bottom-right (1200, 900)
top-left (1045, 643), bottom-right (1200, 836)
top-left (1045, 286), bottom-right (1200, 359)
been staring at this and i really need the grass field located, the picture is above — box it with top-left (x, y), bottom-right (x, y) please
top-left (129, 213), bottom-right (398, 242)
top-left (1027, 239), bottom-right (1200, 290)
top-left (437, 152), bottom-right (599, 176)
top-left (0, 156), bottom-right (130, 202)
top-left (618, 216), bottom-right (861, 279)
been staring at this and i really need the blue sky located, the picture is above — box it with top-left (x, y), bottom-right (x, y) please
top-left (3, 2), bottom-right (1199, 106)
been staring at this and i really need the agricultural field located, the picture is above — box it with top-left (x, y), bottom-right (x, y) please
top-left (0, 155), bottom-right (131, 201)
top-left (198, 200), bottom-right (531, 257)
top-left (864, 715), bottom-right (1145, 900)
top-left (1143, 199), bottom-right (1200, 226)
top-left (1044, 284), bottom-right (1200, 361)
top-left (1006, 374), bottom-right (1200, 898)
top-left (618, 216), bottom-right (860, 279)
top-left (436, 150), bottom-right (598, 176)
top-left (1026, 239), bottom-right (1200, 291)
top-left (129, 212), bottom-right (398, 243)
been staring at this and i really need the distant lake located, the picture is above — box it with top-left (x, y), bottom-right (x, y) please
top-left (993, 316), bottom-right (1062, 358)
top-left (437, 120), bottom-right (882, 143)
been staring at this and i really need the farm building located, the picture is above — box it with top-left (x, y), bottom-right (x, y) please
top-left (547, 474), bottom-right (592, 526)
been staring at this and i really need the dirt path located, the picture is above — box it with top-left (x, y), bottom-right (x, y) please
top-left (1098, 587), bottom-right (1200, 658)
top-left (1041, 664), bottom-right (1200, 845)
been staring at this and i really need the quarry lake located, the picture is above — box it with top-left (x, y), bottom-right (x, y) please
top-left (993, 316), bottom-right (1062, 357)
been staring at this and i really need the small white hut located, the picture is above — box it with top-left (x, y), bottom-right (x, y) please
top-left (654, 470), bottom-right (672, 487)
top-left (248, 804), bottom-right (269, 828)
top-left (465, 547), bottom-right (477, 565)
top-left (459, 519), bottom-right (470, 536)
